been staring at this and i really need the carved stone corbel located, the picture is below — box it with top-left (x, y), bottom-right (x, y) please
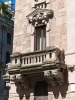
top-left (53, 70), bottom-right (64, 85)
top-left (44, 70), bottom-right (51, 79)
top-left (44, 70), bottom-right (57, 86)
top-left (15, 81), bottom-right (22, 90)
top-left (19, 75), bottom-right (29, 89)
top-left (10, 75), bottom-right (16, 82)
top-left (10, 74), bottom-right (29, 90)
top-left (44, 69), bottom-right (65, 86)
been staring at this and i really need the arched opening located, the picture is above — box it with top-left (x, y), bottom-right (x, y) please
top-left (34, 81), bottom-right (48, 100)
top-left (5, 52), bottom-right (10, 64)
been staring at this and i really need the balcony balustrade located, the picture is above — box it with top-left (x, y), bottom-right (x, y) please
top-left (3, 46), bottom-right (67, 87)
top-left (8, 46), bottom-right (66, 74)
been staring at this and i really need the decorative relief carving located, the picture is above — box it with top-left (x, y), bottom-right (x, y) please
top-left (27, 8), bottom-right (53, 26)
top-left (44, 69), bottom-right (65, 86)
top-left (10, 75), bottom-right (16, 82)
top-left (10, 74), bottom-right (29, 90)
top-left (44, 70), bottom-right (51, 79)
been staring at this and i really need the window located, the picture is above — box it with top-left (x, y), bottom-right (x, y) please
top-left (7, 33), bottom-right (11, 45)
top-left (34, 25), bottom-right (46, 51)
top-left (5, 52), bottom-right (10, 64)
top-left (34, 81), bottom-right (48, 96)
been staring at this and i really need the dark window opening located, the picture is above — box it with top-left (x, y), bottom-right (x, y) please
top-left (34, 81), bottom-right (48, 96)
top-left (34, 25), bottom-right (46, 51)
top-left (7, 33), bottom-right (11, 45)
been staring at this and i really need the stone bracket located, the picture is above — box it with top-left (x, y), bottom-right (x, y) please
top-left (43, 69), bottom-right (66, 86)
top-left (10, 74), bottom-right (30, 90)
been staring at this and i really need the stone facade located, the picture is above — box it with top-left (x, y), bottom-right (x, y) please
top-left (13, 0), bottom-right (67, 53)
top-left (3, 0), bottom-right (75, 100)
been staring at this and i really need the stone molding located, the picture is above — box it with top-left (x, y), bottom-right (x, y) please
top-left (3, 71), bottom-right (10, 83)
top-left (26, 8), bottom-right (53, 26)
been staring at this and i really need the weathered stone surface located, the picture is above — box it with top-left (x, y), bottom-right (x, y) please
top-left (5, 0), bottom-right (75, 100)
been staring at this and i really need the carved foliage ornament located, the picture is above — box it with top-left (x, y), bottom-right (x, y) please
top-left (29, 12), bottom-right (52, 22)
top-left (27, 8), bottom-right (53, 26)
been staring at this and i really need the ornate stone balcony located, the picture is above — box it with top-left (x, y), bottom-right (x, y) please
top-left (7, 46), bottom-right (66, 74)
top-left (3, 46), bottom-right (67, 88)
